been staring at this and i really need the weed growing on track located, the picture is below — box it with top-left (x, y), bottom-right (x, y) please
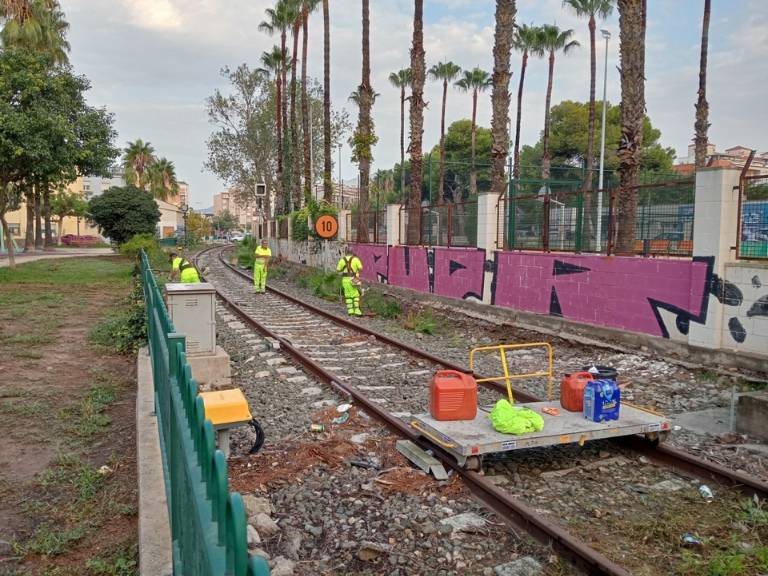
top-left (363, 290), bottom-right (402, 318)
top-left (297, 269), bottom-right (342, 300)
top-left (403, 309), bottom-right (440, 334)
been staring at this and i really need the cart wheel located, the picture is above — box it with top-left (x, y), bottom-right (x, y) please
top-left (644, 431), bottom-right (669, 446)
top-left (465, 456), bottom-right (482, 472)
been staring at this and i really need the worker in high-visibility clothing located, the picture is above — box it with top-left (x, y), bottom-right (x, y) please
top-left (169, 251), bottom-right (200, 284)
top-left (253, 239), bottom-right (272, 293)
top-left (336, 246), bottom-right (363, 316)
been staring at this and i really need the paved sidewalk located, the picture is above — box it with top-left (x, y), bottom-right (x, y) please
top-left (0, 247), bottom-right (115, 268)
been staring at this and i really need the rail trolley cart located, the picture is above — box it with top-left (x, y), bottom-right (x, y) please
top-left (409, 344), bottom-right (672, 471)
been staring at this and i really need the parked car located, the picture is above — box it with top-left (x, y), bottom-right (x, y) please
top-left (231, 233), bottom-right (246, 242)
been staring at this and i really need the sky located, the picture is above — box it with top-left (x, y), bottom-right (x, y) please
top-left (62, 0), bottom-right (768, 209)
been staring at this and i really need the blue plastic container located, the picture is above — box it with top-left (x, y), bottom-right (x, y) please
top-left (583, 379), bottom-right (621, 422)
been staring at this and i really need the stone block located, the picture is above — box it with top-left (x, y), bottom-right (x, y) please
top-left (187, 346), bottom-right (232, 388)
top-left (736, 392), bottom-right (768, 441)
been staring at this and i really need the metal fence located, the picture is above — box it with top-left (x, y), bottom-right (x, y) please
top-left (418, 202), bottom-right (478, 247)
top-left (140, 251), bottom-right (269, 576)
top-left (278, 219), bottom-right (289, 239)
top-left (346, 209), bottom-right (387, 243)
top-left (498, 179), bottom-right (696, 257)
top-left (738, 175), bottom-right (768, 259)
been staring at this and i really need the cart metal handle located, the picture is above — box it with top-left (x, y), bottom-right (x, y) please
top-left (410, 420), bottom-right (458, 449)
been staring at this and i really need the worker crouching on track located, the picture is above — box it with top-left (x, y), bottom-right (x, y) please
top-left (253, 239), bottom-right (272, 294)
top-left (336, 246), bottom-right (363, 316)
top-left (169, 251), bottom-right (200, 284)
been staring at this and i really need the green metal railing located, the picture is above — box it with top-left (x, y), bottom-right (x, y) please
top-left (140, 250), bottom-right (269, 576)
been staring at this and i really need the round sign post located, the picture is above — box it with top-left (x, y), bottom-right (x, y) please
top-left (315, 215), bottom-right (339, 239)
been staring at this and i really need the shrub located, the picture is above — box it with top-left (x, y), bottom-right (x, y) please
top-left (119, 233), bottom-right (163, 263)
top-left (364, 291), bottom-right (402, 319)
top-left (234, 237), bottom-right (258, 269)
top-left (88, 186), bottom-right (160, 244)
top-left (403, 309), bottom-right (439, 335)
top-left (89, 280), bottom-right (146, 354)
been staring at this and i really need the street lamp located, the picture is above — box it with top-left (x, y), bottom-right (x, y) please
top-left (181, 204), bottom-right (190, 249)
top-left (338, 144), bottom-right (343, 211)
top-left (596, 28), bottom-right (611, 251)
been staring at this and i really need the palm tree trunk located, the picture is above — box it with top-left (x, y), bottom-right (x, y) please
top-left (541, 51), bottom-right (555, 181)
top-left (281, 29), bottom-right (290, 213)
top-left (513, 48), bottom-right (528, 180)
top-left (34, 187), bottom-right (44, 250)
top-left (616, 0), bottom-right (647, 254)
top-left (322, 0), bottom-right (333, 203)
top-left (43, 184), bottom-right (53, 249)
top-left (24, 189), bottom-right (34, 251)
top-left (399, 86), bottom-right (406, 203)
top-left (1, 214), bottom-right (15, 268)
top-left (491, 0), bottom-right (514, 199)
top-left (301, 7), bottom-right (312, 205)
top-left (407, 0), bottom-right (425, 245)
top-left (289, 19), bottom-right (301, 210)
top-left (469, 89), bottom-right (478, 196)
top-left (275, 72), bottom-right (284, 215)
top-left (437, 79), bottom-right (448, 205)
top-left (356, 0), bottom-right (372, 243)
top-left (694, 0), bottom-right (711, 168)
top-left (582, 14), bottom-right (598, 248)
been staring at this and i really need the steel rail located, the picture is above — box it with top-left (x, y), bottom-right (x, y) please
top-left (204, 246), bottom-right (768, 501)
top-left (195, 247), bottom-right (630, 576)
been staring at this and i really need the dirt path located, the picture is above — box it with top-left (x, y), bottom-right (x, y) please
top-left (0, 257), bottom-right (139, 575)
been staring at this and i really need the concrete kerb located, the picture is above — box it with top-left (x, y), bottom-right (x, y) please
top-left (136, 347), bottom-right (173, 576)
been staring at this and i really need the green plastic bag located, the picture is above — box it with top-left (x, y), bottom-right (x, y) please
top-left (489, 399), bottom-right (544, 435)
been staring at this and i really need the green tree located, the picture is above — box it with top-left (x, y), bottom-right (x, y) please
top-left (258, 45), bottom-right (286, 211)
top-left (259, 1), bottom-right (295, 209)
top-left (50, 190), bottom-right (88, 242)
top-left (211, 210), bottom-right (237, 236)
top-left (427, 120), bottom-right (492, 203)
top-left (388, 68), bottom-right (412, 203)
top-left (428, 61), bottom-right (462, 204)
top-left (123, 139), bottom-right (156, 189)
top-left (148, 157), bottom-right (179, 202)
top-left (616, 0), bottom-right (646, 253)
top-left (88, 186), bottom-right (160, 245)
top-left (0, 0), bottom-right (70, 64)
top-left (563, 0), bottom-right (613, 189)
top-left (518, 100), bottom-right (674, 182)
top-left (186, 211), bottom-right (211, 243)
top-left (538, 24), bottom-right (580, 180)
top-left (512, 23), bottom-right (544, 179)
top-left (455, 68), bottom-right (492, 196)
top-left (490, 1), bottom-right (515, 200)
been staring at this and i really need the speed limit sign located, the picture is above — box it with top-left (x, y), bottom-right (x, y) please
top-left (315, 215), bottom-right (338, 239)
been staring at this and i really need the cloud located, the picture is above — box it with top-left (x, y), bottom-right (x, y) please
top-left (120, 0), bottom-right (182, 31)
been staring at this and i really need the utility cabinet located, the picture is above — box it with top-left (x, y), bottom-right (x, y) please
top-left (165, 283), bottom-right (216, 356)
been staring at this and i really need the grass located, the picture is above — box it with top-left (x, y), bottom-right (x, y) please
top-left (296, 269), bottom-right (342, 300)
top-left (39, 454), bottom-right (105, 502)
top-left (85, 540), bottom-right (138, 576)
top-left (403, 309), bottom-right (440, 335)
top-left (0, 257), bottom-right (132, 286)
top-left (363, 290), bottom-right (402, 319)
top-left (88, 281), bottom-right (146, 354)
top-left (0, 398), bottom-right (47, 417)
top-left (20, 524), bottom-right (84, 556)
top-left (58, 383), bottom-right (117, 442)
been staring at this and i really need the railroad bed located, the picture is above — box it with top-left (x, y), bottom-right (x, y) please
top-left (196, 246), bottom-right (768, 576)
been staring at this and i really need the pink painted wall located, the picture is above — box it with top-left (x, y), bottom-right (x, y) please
top-left (349, 244), bottom-right (713, 339)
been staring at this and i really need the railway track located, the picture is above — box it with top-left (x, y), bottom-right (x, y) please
top-left (196, 245), bottom-right (768, 576)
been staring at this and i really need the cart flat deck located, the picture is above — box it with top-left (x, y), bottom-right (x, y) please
top-left (411, 401), bottom-right (670, 462)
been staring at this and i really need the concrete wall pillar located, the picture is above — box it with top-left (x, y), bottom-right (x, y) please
top-left (287, 215), bottom-right (293, 255)
top-left (338, 210), bottom-right (350, 242)
top-left (386, 204), bottom-right (402, 245)
top-left (688, 167), bottom-right (741, 350)
top-left (477, 193), bottom-right (500, 304)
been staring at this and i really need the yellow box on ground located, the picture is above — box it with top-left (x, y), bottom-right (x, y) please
top-left (199, 389), bottom-right (252, 427)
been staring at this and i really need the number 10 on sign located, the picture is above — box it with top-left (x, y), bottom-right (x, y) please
top-left (315, 215), bottom-right (338, 239)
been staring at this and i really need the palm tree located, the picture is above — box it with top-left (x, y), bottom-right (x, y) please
top-left (299, 0), bottom-right (321, 205)
top-left (456, 68), bottom-right (492, 196)
top-left (512, 24), bottom-right (544, 180)
top-left (428, 61), bottom-right (462, 204)
top-left (288, 0), bottom-right (302, 209)
top-left (354, 0), bottom-right (375, 243)
top-left (259, 1), bottom-right (295, 212)
top-left (123, 139), bottom-right (156, 189)
top-left (616, 0), bottom-right (646, 254)
top-left (694, 0), bottom-right (711, 168)
top-left (564, 0), bottom-right (613, 190)
top-left (322, 0), bottom-right (333, 203)
top-left (149, 158), bottom-right (179, 201)
top-left (0, 0), bottom-right (70, 64)
top-left (538, 24), bottom-right (579, 180)
top-left (388, 68), bottom-right (411, 203)
top-left (259, 46), bottom-right (286, 212)
top-left (491, 1), bottom-right (515, 199)
top-left (348, 87), bottom-right (379, 106)
top-left (407, 0), bottom-right (426, 245)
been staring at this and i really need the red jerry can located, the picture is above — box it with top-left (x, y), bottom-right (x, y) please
top-left (560, 371), bottom-right (594, 412)
top-left (429, 370), bottom-right (478, 421)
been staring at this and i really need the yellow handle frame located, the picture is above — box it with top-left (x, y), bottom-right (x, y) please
top-left (469, 342), bottom-right (554, 404)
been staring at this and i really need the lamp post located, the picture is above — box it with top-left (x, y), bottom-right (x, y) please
top-left (181, 204), bottom-right (190, 249)
top-left (338, 144), bottom-right (343, 211)
top-left (596, 28), bottom-right (611, 251)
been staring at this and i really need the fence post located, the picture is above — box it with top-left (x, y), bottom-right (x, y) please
top-left (508, 180), bottom-right (516, 250)
top-left (542, 187), bottom-right (550, 252)
top-left (447, 204), bottom-right (452, 248)
top-left (575, 191), bottom-right (583, 253)
top-left (606, 189), bottom-right (616, 255)
top-left (386, 204), bottom-right (401, 245)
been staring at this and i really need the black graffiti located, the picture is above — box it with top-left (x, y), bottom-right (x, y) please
top-left (449, 260), bottom-right (466, 275)
top-left (549, 287), bottom-right (563, 317)
top-left (710, 274), bottom-right (743, 306)
top-left (728, 317), bottom-right (747, 343)
top-left (747, 295), bottom-right (768, 318)
top-left (553, 260), bottom-right (591, 276)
